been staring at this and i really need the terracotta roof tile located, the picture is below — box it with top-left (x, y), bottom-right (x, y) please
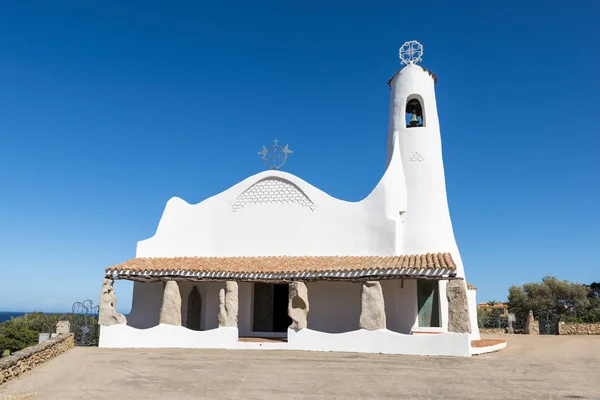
top-left (106, 253), bottom-right (456, 275)
top-left (466, 282), bottom-right (477, 290)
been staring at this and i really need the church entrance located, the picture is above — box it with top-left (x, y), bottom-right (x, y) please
top-left (252, 283), bottom-right (292, 333)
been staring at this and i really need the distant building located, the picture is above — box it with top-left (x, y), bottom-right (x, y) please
top-left (478, 302), bottom-right (509, 317)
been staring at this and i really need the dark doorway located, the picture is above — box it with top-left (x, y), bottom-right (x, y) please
top-left (187, 286), bottom-right (201, 331)
top-left (417, 280), bottom-right (440, 327)
top-left (253, 283), bottom-right (292, 333)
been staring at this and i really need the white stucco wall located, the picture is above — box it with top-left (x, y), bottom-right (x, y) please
top-left (179, 282), bottom-right (223, 331)
top-left (136, 159), bottom-right (405, 258)
top-left (237, 282), bottom-right (252, 337)
top-left (306, 282), bottom-right (362, 333)
top-left (288, 329), bottom-right (472, 357)
top-left (387, 64), bottom-right (465, 278)
top-left (99, 325), bottom-right (474, 357)
top-left (467, 288), bottom-right (481, 340)
top-left (127, 282), bottom-right (163, 329)
top-left (381, 279), bottom-right (417, 334)
top-left (128, 281), bottom-right (225, 331)
top-left (100, 325), bottom-right (239, 349)
top-left (387, 65), bottom-right (479, 334)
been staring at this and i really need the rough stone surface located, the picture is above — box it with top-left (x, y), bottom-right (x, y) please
top-left (479, 328), bottom-right (506, 335)
top-left (531, 320), bottom-right (540, 335)
top-left (98, 278), bottom-right (127, 326)
top-left (507, 315), bottom-right (514, 334)
top-left (218, 281), bottom-right (238, 327)
top-left (559, 322), bottom-right (600, 335)
top-left (524, 310), bottom-right (540, 335)
top-left (0, 333), bottom-right (74, 386)
top-left (160, 281), bottom-right (182, 326)
top-left (359, 281), bottom-right (386, 330)
top-left (56, 321), bottom-right (70, 335)
top-left (525, 310), bottom-right (534, 334)
top-left (288, 282), bottom-right (309, 331)
top-left (446, 279), bottom-right (472, 334)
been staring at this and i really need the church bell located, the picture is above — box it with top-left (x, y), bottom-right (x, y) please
top-left (405, 98), bottom-right (423, 128)
top-left (409, 112), bottom-right (419, 127)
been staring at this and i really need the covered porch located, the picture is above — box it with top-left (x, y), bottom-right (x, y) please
top-left (98, 253), bottom-right (480, 356)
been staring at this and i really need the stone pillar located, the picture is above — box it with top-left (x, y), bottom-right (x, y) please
top-left (446, 279), bottom-right (472, 333)
top-left (218, 281), bottom-right (239, 327)
top-left (525, 310), bottom-right (539, 335)
top-left (98, 278), bottom-right (127, 326)
top-left (507, 315), bottom-right (514, 334)
top-left (160, 281), bottom-right (182, 326)
top-left (288, 282), bottom-right (309, 331)
top-left (359, 281), bottom-right (386, 330)
top-left (56, 321), bottom-right (70, 335)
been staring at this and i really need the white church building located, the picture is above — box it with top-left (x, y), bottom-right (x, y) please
top-left (98, 41), bottom-right (504, 357)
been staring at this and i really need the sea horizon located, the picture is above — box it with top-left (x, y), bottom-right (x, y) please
top-left (0, 310), bottom-right (130, 324)
top-left (0, 311), bottom-right (29, 323)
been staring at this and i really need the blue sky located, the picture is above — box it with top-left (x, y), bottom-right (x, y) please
top-left (0, 0), bottom-right (598, 312)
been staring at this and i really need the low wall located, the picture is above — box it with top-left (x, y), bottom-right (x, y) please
top-left (0, 333), bottom-right (74, 386)
top-left (99, 324), bottom-right (239, 348)
top-left (559, 322), bottom-right (600, 335)
top-left (100, 325), bottom-right (473, 356)
top-left (479, 328), bottom-right (505, 334)
top-left (288, 329), bottom-right (472, 357)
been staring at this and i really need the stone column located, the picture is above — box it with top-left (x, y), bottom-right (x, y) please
top-left (359, 281), bottom-right (386, 330)
top-left (446, 279), bottom-right (471, 333)
top-left (218, 281), bottom-right (239, 327)
top-left (288, 282), bottom-right (309, 331)
top-left (160, 281), bottom-right (182, 326)
top-left (524, 310), bottom-right (539, 335)
top-left (98, 278), bottom-right (127, 326)
top-left (56, 321), bottom-right (70, 335)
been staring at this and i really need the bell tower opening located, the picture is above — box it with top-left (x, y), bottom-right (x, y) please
top-left (405, 97), bottom-right (424, 128)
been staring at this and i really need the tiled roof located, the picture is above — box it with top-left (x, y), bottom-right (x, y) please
top-left (106, 253), bottom-right (457, 281)
top-left (466, 282), bottom-right (477, 290)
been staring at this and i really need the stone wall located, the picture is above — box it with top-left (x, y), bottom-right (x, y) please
top-left (558, 322), bottom-right (600, 335)
top-left (479, 328), bottom-right (505, 334)
top-left (0, 333), bottom-right (74, 386)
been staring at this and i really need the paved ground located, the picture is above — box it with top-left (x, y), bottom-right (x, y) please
top-left (1, 334), bottom-right (599, 400)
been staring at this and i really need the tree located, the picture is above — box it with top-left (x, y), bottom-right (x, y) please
top-left (508, 276), bottom-right (591, 320)
top-left (0, 313), bottom-right (64, 356)
top-left (0, 317), bottom-right (39, 355)
top-left (580, 282), bottom-right (600, 322)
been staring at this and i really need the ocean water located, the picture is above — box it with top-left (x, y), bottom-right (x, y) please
top-left (0, 311), bottom-right (27, 323)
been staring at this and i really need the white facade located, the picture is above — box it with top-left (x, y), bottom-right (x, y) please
top-left (102, 48), bottom-right (489, 356)
top-left (467, 286), bottom-right (481, 340)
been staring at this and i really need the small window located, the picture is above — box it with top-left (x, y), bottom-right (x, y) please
top-left (405, 98), bottom-right (424, 128)
top-left (417, 280), bottom-right (440, 327)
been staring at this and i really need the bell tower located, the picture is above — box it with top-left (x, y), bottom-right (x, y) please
top-left (387, 41), bottom-right (464, 279)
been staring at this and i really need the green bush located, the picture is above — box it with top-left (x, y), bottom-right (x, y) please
top-left (0, 313), bottom-right (63, 356)
top-left (508, 277), bottom-right (600, 322)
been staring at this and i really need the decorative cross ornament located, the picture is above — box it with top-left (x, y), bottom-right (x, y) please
top-left (399, 40), bottom-right (423, 66)
top-left (258, 139), bottom-right (293, 170)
